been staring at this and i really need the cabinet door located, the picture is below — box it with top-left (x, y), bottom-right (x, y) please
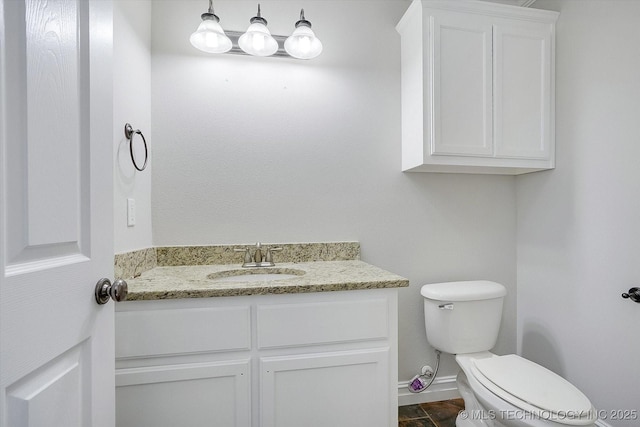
top-left (431, 13), bottom-right (493, 157)
top-left (494, 22), bottom-right (553, 159)
top-left (116, 360), bottom-right (250, 427)
top-left (260, 349), bottom-right (389, 427)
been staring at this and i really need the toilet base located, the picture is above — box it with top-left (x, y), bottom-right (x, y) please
top-left (457, 413), bottom-right (490, 427)
top-left (457, 370), bottom-right (502, 427)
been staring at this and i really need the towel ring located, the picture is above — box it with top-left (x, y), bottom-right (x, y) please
top-left (124, 123), bottom-right (148, 171)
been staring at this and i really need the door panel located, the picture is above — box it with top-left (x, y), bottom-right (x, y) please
top-left (260, 349), bottom-right (389, 427)
top-left (7, 343), bottom-right (88, 427)
top-left (494, 23), bottom-right (552, 159)
top-left (432, 13), bottom-right (493, 157)
top-left (23, 0), bottom-right (84, 247)
top-left (0, 0), bottom-right (114, 426)
top-left (3, 0), bottom-right (90, 272)
top-left (115, 361), bottom-right (251, 427)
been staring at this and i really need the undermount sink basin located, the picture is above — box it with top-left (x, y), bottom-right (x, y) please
top-left (207, 268), bottom-right (305, 283)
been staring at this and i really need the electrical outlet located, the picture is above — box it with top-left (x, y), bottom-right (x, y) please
top-left (421, 365), bottom-right (434, 377)
top-left (127, 198), bottom-right (136, 227)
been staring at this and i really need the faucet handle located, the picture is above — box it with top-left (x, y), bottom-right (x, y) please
top-left (264, 247), bottom-right (282, 263)
top-left (234, 247), bottom-right (252, 264)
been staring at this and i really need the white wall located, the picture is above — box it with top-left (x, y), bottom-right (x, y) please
top-left (519, 1), bottom-right (640, 423)
top-left (114, 0), bottom-right (153, 253)
top-left (150, 0), bottom-right (518, 385)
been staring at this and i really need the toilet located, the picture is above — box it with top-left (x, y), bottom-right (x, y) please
top-left (421, 281), bottom-right (597, 427)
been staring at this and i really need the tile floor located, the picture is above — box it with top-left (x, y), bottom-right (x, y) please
top-left (398, 398), bottom-right (465, 427)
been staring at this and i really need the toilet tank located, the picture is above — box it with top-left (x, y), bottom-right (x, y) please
top-left (421, 281), bottom-right (507, 354)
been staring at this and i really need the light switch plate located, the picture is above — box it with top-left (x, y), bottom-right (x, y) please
top-left (127, 198), bottom-right (136, 227)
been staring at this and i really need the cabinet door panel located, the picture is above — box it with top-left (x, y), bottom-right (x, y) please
top-left (116, 360), bottom-right (250, 427)
top-left (260, 349), bottom-right (389, 427)
top-left (494, 23), bottom-right (552, 159)
top-left (432, 14), bottom-right (493, 156)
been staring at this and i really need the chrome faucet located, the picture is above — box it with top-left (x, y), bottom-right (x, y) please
top-left (234, 242), bottom-right (282, 267)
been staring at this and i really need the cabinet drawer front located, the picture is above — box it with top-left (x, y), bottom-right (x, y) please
top-left (257, 298), bottom-right (389, 349)
top-left (116, 306), bottom-right (251, 358)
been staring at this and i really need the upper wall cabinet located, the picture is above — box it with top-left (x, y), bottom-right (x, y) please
top-left (396, 0), bottom-right (559, 174)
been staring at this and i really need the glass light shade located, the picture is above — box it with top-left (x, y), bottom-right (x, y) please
top-left (238, 22), bottom-right (278, 57)
top-left (284, 25), bottom-right (322, 60)
top-left (190, 19), bottom-right (232, 54)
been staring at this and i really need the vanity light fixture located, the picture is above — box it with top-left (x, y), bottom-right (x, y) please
top-left (190, 0), bottom-right (233, 54)
top-left (190, 2), bottom-right (322, 60)
top-left (238, 4), bottom-right (279, 57)
top-left (284, 9), bottom-right (323, 60)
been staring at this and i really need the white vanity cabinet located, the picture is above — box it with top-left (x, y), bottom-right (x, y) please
top-left (397, 0), bottom-right (559, 174)
top-left (115, 289), bottom-right (398, 427)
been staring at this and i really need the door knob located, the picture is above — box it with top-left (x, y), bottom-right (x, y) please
top-left (621, 287), bottom-right (640, 303)
top-left (95, 278), bottom-right (128, 305)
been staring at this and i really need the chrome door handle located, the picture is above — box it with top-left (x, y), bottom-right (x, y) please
top-left (95, 278), bottom-right (128, 305)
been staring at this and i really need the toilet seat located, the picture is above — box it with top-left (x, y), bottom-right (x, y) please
top-left (468, 354), bottom-right (596, 425)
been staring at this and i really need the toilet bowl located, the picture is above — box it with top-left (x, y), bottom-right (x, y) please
top-left (456, 352), bottom-right (596, 427)
top-left (421, 281), bottom-right (597, 427)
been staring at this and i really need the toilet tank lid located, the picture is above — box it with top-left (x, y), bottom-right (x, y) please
top-left (421, 281), bottom-right (506, 301)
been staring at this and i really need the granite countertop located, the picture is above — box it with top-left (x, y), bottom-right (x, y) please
top-left (124, 260), bottom-right (409, 300)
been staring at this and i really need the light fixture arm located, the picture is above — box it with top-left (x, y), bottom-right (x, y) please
top-left (249, 4), bottom-right (268, 26)
top-left (201, 0), bottom-right (220, 22)
top-left (295, 9), bottom-right (312, 28)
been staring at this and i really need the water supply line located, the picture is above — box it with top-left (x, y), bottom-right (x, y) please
top-left (408, 350), bottom-right (441, 393)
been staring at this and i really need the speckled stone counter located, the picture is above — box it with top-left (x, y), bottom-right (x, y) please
top-left (114, 242), bottom-right (361, 280)
top-left (125, 260), bottom-right (409, 300)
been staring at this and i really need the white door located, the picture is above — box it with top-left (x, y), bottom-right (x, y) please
top-left (0, 0), bottom-right (115, 426)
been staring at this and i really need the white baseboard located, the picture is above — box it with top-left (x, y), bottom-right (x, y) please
top-left (398, 375), bottom-right (461, 406)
